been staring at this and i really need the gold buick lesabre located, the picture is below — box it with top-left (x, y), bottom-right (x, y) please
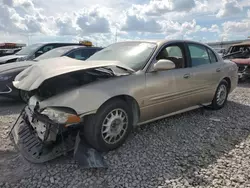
top-left (10, 40), bottom-right (238, 166)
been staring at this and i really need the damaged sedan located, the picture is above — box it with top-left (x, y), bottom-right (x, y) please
top-left (223, 42), bottom-right (250, 81)
top-left (10, 40), bottom-right (238, 167)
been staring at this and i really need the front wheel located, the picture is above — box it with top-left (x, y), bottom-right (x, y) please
top-left (210, 80), bottom-right (229, 110)
top-left (83, 99), bottom-right (133, 152)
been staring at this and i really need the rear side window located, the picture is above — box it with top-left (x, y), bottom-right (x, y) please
top-left (207, 48), bottom-right (217, 63)
top-left (188, 43), bottom-right (210, 67)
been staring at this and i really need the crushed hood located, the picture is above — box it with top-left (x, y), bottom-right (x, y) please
top-left (13, 56), bottom-right (135, 91)
top-left (0, 54), bottom-right (25, 64)
top-left (0, 61), bottom-right (34, 73)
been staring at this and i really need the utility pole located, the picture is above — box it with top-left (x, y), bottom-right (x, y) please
top-left (115, 27), bottom-right (117, 43)
top-left (20, 33), bottom-right (32, 45)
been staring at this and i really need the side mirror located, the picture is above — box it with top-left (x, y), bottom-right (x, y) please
top-left (153, 59), bottom-right (175, 71)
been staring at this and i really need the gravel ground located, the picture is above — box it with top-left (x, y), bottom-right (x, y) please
top-left (1, 83), bottom-right (250, 188)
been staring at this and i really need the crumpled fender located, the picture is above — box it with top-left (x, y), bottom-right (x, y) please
top-left (39, 88), bottom-right (112, 115)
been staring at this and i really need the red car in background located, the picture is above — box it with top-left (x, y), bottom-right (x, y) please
top-left (223, 42), bottom-right (250, 81)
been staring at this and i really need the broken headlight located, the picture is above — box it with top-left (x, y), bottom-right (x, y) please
top-left (41, 108), bottom-right (81, 125)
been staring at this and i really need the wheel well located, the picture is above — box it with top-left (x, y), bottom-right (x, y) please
top-left (100, 95), bottom-right (140, 126)
top-left (223, 77), bottom-right (231, 91)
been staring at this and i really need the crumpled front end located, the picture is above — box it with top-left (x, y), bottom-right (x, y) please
top-left (10, 97), bottom-right (107, 168)
top-left (10, 105), bottom-right (76, 163)
top-left (9, 58), bottom-right (134, 166)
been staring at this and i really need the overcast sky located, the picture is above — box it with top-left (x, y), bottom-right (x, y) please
top-left (0, 0), bottom-right (250, 46)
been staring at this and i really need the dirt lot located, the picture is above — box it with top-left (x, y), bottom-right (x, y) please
top-left (1, 83), bottom-right (250, 188)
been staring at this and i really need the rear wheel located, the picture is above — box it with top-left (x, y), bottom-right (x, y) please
top-left (210, 80), bottom-right (229, 110)
top-left (83, 99), bottom-right (133, 152)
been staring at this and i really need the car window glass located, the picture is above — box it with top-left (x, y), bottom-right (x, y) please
top-left (87, 42), bottom-right (157, 71)
top-left (34, 47), bottom-right (76, 61)
top-left (166, 46), bottom-right (182, 57)
top-left (156, 45), bottom-right (184, 69)
top-left (67, 49), bottom-right (98, 60)
top-left (15, 43), bottom-right (43, 55)
top-left (188, 43), bottom-right (210, 67)
top-left (42, 45), bottom-right (54, 53)
top-left (207, 48), bottom-right (217, 63)
top-left (35, 45), bottom-right (55, 57)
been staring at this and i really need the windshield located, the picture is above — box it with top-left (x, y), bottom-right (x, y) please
top-left (34, 46), bottom-right (76, 61)
top-left (16, 43), bottom-right (43, 55)
top-left (87, 42), bottom-right (157, 71)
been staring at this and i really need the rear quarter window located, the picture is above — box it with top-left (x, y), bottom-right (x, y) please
top-left (207, 48), bottom-right (218, 63)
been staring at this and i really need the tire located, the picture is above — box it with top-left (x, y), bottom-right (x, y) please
top-left (83, 99), bottom-right (133, 152)
top-left (210, 80), bottom-right (229, 110)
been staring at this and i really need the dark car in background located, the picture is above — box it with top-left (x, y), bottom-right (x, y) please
top-left (0, 42), bottom-right (90, 64)
top-left (0, 45), bottom-right (102, 102)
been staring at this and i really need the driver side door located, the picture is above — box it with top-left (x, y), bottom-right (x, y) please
top-left (140, 42), bottom-right (197, 122)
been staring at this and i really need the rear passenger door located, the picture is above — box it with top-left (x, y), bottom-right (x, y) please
top-left (185, 42), bottom-right (222, 104)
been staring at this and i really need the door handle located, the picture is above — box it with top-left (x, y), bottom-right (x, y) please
top-left (183, 73), bottom-right (190, 79)
top-left (216, 68), bottom-right (221, 72)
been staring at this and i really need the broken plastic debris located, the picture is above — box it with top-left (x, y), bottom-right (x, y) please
top-left (209, 118), bottom-right (221, 122)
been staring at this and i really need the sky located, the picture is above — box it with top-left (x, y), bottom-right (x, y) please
top-left (0, 0), bottom-right (250, 46)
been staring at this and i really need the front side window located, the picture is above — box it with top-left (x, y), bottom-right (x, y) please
top-left (156, 44), bottom-right (184, 69)
top-left (87, 42), bottom-right (157, 71)
top-left (188, 43), bottom-right (210, 67)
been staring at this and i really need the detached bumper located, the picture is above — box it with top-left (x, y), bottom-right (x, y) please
top-left (10, 107), bottom-right (75, 163)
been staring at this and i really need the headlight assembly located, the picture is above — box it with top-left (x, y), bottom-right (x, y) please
top-left (0, 75), bottom-right (12, 81)
top-left (0, 68), bottom-right (27, 81)
top-left (41, 108), bottom-right (81, 125)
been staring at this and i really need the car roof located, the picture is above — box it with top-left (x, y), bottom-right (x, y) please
top-left (113, 39), bottom-right (205, 45)
top-left (30, 42), bottom-right (102, 48)
top-left (230, 41), bottom-right (250, 47)
top-left (112, 39), bottom-right (212, 48)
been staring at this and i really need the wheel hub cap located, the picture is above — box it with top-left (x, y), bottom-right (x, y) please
top-left (101, 109), bottom-right (128, 144)
top-left (216, 84), bottom-right (227, 106)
